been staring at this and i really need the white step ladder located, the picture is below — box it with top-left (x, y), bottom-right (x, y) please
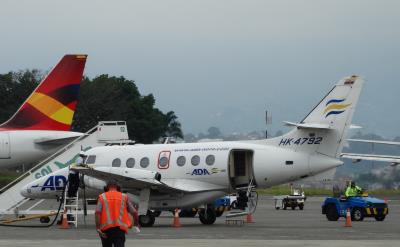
top-left (63, 189), bottom-right (79, 228)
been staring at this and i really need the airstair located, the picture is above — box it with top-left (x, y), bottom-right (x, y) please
top-left (0, 121), bottom-right (130, 214)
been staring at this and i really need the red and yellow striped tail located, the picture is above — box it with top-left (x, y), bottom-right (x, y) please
top-left (0, 54), bottom-right (87, 131)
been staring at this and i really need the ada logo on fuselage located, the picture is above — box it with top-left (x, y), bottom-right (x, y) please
top-left (191, 168), bottom-right (211, 176)
top-left (40, 175), bottom-right (67, 191)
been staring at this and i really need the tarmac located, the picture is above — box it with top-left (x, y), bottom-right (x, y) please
top-left (0, 196), bottom-right (399, 246)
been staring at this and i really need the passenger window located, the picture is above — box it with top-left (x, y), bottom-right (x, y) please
top-left (286, 161), bottom-right (294, 165)
top-left (112, 158), bottom-right (121, 167)
top-left (126, 158), bottom-right (135, 168)
top-left (159, 156), bottom-right (169, 168)
top-left (191, 155), bottom-right (200, 166)
top-left (206, 155), bottom-right (215, 166)
top-left (140, 157), bottom-right (150, 168)
top-left (86, 155), bottom-right (96, 164)
top-left (177, 156), bottom-right (186, 167)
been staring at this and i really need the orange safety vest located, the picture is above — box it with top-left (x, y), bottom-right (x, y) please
top-left (98, 191), bottom-right (132, 232)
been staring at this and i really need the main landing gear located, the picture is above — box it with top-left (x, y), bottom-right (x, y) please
top-left (198, 206), bottom-right (217, 225)
top-left (138, 210), bottom-right (156, 227)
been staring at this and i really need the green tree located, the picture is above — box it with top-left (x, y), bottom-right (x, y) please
top-left (164, 111), bottom-right (183, 139)
top-left (71, 74), bottom-right (182, 143)
top-left (207, 126), bottom-right (222, 139)
top-left (0, 70), bottom-right (41, 123)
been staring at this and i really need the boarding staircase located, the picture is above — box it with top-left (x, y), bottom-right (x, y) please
top-left (226, 178), bottom-right (258, 223)
top-left (0, 121), bottom-right (130, 214)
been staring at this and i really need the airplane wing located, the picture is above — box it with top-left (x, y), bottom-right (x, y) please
top-left (341, 153), bottom-right (400, 165)
top-left (347, 139), bottom-right (400, 146)
top-left (72, 166), bottom-right (225, 193)
top-left (34, 132), bottom-right (84, 145)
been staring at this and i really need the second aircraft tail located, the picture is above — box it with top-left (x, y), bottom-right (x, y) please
top-left (0, 54), bottom-right (87, 131)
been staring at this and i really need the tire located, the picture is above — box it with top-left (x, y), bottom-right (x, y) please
top-left (275, 207), bottom-right (280, 210)
top-left (325, 204), bottom-right (339, 221)
top-left (198, 208), bottom-right (216, 225)
top-left (299, 204), bottom-right (304, 210)
top-left (291, 206), bottom-right (296, 210)
top-left (39, 216), bottom-right (50, 224)
top-left (374, 215), bottom-right (386, 221)
top-left (139, 213), bottom-right (156, 227)
top-left (351, 208), bottom-right (364, 221)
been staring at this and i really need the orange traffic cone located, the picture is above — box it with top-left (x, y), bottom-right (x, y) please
top-left (59, 211), bottom-right (69, 229)
top-left (172, 208), bottom-right (181, 228)
top-left (246, 211), bottom-right (254, 223)
top-left (344, 208), bottom-right (352, 227)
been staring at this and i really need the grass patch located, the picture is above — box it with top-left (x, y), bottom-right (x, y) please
top-left (368, 189), bottom-right (400, 196)
top-left (0, 172), bottom-right (19, 188)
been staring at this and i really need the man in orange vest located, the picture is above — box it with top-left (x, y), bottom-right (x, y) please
top-left (95, 181), bottom-right (139, 247)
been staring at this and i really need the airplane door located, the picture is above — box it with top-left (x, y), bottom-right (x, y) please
top-left (158, 151), bottom-right (171, 169)
top-left (0, 132), bottom-right (10, 159)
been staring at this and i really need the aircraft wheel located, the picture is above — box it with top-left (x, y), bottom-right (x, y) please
top-left (139, 212), bottom-right (155, 227)
top-left (199, 208), bottom-right (216, 225)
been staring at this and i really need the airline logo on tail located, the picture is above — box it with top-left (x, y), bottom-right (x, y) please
top-left (0, 54), bottom-right (87, 131)
top-left (324, 99), bottom-right (351, 118)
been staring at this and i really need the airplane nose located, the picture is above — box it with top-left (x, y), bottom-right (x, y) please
top-left (20, 184), bottom-right (30, 197)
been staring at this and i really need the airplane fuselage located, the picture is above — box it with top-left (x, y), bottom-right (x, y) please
top-left (0, 130), bottom-right (82, 168)
top-left (22, 140), bottom-right (342, 209)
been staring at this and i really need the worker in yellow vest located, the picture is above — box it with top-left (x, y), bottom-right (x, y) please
top-left (95, 181), bottom-right (139, 247)
top-left (345, 181), bottom-right (363, 197)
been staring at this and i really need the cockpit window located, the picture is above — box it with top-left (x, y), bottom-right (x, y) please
top-left (86, 155), bottom-right (96, 164)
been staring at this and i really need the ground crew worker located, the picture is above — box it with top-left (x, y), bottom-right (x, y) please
top-left (95, 181), bottom-right (139, 247)
top-left (67, 151), bottom-right (86, 198)
top-left (345, 181), bottom-right (363, 197)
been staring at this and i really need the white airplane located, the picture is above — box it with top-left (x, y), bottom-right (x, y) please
top-left (342, 139), bottom-right (400, 166)
top-left (22, 75), bottom-right (363, 227)
top-left (0, 55), bottom-right (87, 168)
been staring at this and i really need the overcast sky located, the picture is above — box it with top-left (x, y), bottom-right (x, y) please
top-left (1, 0), bottom-right (399, 137)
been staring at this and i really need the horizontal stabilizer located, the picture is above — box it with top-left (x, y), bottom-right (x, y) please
top-left (347, 139), bottom-right (400, 146)
top-left (341, 153), bottom-right (400, 164)
top-left (283, 121), bottom-right (331, 130)
top-left (34, 132), bottom-right (83, 145)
